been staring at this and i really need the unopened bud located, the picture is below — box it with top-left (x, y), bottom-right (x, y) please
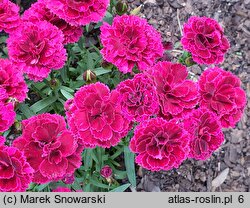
top-left (163, 41), bottom-right (174, 50)
top-left (7, 97), bottom-right (18, 109)
top-left (49, 78), bottom-right (59, 89)
top-left (14, 120), bottom-right (22, 134)
top-left (83, 70), bottom-right (97, 84)
top-left (100, 165), bottom-right (113, 179)
top-left (116, 1), bottom-right (128, 15)
top-left (185, 56), bottom-right (196, 67)
top-left (63, 174), bottom-right (75, 184)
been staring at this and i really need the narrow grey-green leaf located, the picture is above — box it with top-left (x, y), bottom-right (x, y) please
top-left (109, 184), bottom-right (131, 192)
top-left (89, 178), bottom-right (111, 189)
top-left (124, 146), bottom-right (136, 187)
top-left (60, 86), bottom-right (75, 93)
top-left (60, 89), bottom-right (73, 100)
top-left (94, 67), bottom-right (111, 76)
top-left (60, 67), bottom-right (68, 83)
top-left (30, 96), bottom-right (57, 113)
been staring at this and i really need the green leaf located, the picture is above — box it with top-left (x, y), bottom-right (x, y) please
top-left (2, 129), bottom-right (11, 138)
top-left (84, 183), bottom-right (91, 192)
top-left (91, 150), bottom-right (99, 164)
top-left (78, 36), bottom-right (85, 50)
top-left (124, 146), bottom-right (136, 187)
top-left (94, 67), bottom-right (111, 76)
top-left (0, 36), bottom-right (7, 44)
top-left (113, 170), bottom-right (127, 180)
top-left (60, 89), bottom-right (74, 100)
top-left (83, 149), bottom-right (93, 171)
top-left (35, 183), bottom-right (50, 192)
top-left (86, 51), bottom-right (94, 69)
top-left (18, 103), bottom-right (35, 118)
top-left (33, 82), bottom-right (46, 91)
top-left (103, 12), bottom-right (114, 24)
top-left (70, 80), bottom-right (84, 90)
top-left (60, 67), bottom-right (68, 83)
top-left (60, 86), bottom-right (75, 93)
top-left (110, 147), bottom-right (124, 160)
top-left (71, 180), bottom-right (82, 191)
top-left (89, 178), bottom-right (111, 189)
top-left (109, 184), bottom-right (131, 192)
top-left (30, 96), bottom-right (57, 113)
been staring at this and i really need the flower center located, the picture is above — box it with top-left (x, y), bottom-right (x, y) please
top-left (127, 91), bottom-right (143, 106)
top-left (18, 32), bottom-right (46, 65)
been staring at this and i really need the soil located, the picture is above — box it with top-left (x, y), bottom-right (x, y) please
top-left (128, 0), bottom-right (250, 192)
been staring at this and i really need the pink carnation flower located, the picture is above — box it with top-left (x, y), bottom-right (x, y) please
top-left (0, 87), bottom-right (8, 102)
top-left (130, 118), bottom-right (190, 171)
top-left (0, 137), bottom-right (34, 192)
top-left (0, 59), bottom-right (28, 102)
top-left (148, 61), bottom-right (199, 119)
top-left (181, 16), bottom-right (230, 65)
top-left (0, 0), bottom-right (21, 33)
top-left (183, 108), bottom-right (224, 160)
top-left (7, 21), bottom-right (67, 82)
top-left (0, 101), bottom-right (15, 133)
top-left (22, 0), bottom-right (82, 44)
top-left (52, 187), bottom-right (72, 192)
top-left (115, 73), bottom-right (159, 122)
top-left (199, 67), bottom-right (246, 128)
top-left (52, 186), bottom-right (82, 192)
top-left (0, 135), bottom-right (5, 145)
top-left (100, 15), bottom-right (164, 73)
top-left (13, 113), bottom-right (83, 184)
top-left (66, 82), bottom-right (131, 148)
top-left (44, 0), bottom-right (109, 26)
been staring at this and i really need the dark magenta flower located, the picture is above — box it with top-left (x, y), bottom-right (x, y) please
top-left (22, 0), bottom-right (82, 44)
top-left (130, 118), bottom-right (190, 171)
top-left (115, 73), bottom-right (159, 122)
top-left (199, 67), bottom-right (246, 128)
top-left (52, 187), bottom-right (72, 192)
top-left (181, 16), bottom-right (230, 65)
top-left (66, 82), bottom-right (131, 148)
top-left (13, 113), bottom-right (83, 184)
top-left (148, 61), bottom-right (199, 119)
top-left (0, 0), bottom-right (21, 33)
top-left (0, 101), bottom-right (15, 133)
top-left (0, 59), bottom-right (28, 102)
top-left (100, 15), bottom-right (164, 73)
top-left (44, 0), bottom-right (109, 26)
top-left (183, 108), bottom-right (224, 160)
top-left (0, 137), bottom-right (34, 192)
top-left (7, 21), bottom-right (66, 82)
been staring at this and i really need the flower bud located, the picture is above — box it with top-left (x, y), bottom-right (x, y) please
top-left (49, 78), bottom-right (60, 89)
top-left (116, 1), bottom-right (128, 15)
top-left (7, 97), bottom-right (18, 109)
top-left (100, 165), bottom-right (113, 179)
top-left (63, 174), bottom-right (75, 184)
top-left (163, 41), bottom-right (173, 51)
top-left (83, 70), bottom-right (97, 84)
top-left (14, 120), bottom-right (22, 134)
top-left (185, 56), bottom-right (196, 67)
